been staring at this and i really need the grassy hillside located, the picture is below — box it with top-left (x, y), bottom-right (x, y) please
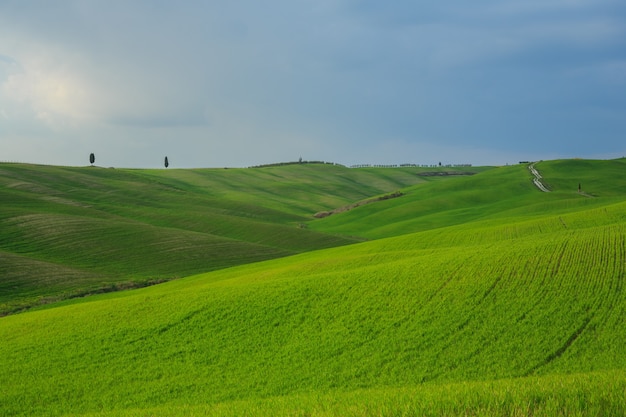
top-left (309, 159), bottom-right (626, 239)
top-left (1, 158), bottom-right (625, 415)
top-left (2, 162), bottom-right (472, 314)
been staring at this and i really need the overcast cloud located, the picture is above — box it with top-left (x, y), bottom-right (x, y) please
top-left (1, 1), bottom-right (625, 168)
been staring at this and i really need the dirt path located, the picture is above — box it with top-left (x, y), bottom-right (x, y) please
top-left (313, 191), bottom-right (404, 218)
top-left (529, 163), bottom-right (550, 192)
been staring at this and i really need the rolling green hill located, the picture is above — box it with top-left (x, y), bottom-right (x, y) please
top-left (310, 159), bottom-right (626, 239)
top-left (1, 159), bottom-right (625, 416)
top-left (2, 162), bottom-right (472, 314)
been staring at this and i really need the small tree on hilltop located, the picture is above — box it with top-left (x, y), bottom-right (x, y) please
top-left (164, 156), bottom-right (169, 168)
top-left (89, 153), bottom-right (95, 166)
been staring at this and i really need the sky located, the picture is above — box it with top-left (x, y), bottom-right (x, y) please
top-left (1, 1), bottom-right (625, 168)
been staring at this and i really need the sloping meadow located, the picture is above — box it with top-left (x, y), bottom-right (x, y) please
top-left (309, 159), bottom-right (626, 240)
top-left (1, 162), bottom-right (449, 314)
top-left (1, 178), bottom-right (626, 415)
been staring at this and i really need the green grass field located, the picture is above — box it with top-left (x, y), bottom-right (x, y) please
top-left (1, 162), bottom-right (466, 314)
top-left (1, 159), bottom-right (625, 416)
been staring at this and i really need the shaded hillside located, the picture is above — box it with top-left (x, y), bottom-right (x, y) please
top-left (1, 162), bottom-right (481, 314)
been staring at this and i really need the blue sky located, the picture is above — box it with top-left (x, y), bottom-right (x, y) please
top-left (1, 1), bottom-right (625, 168)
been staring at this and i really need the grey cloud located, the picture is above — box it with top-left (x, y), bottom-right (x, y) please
top-left (0, 0), bottom-right (624, 167)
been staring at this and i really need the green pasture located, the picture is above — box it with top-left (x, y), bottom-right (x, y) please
top-left (309, 159), bottom-right (626, 239)
top-left (76, 371), bottom-right (626, 417)
top-left (1, 159), bottom-right (626, 415)
top-left (2, 162), bottom-right (470, 313)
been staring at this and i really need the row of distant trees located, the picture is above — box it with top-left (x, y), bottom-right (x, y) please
top-left (350, 163), bottom-right (473, 168)
top-left (249, 160), bottom-right (341, 168)
top-left (87, 153), bottom-right (473, 169)
top-left (89, 153), bottom-right (170, 168)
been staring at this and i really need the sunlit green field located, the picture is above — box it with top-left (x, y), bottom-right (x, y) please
top-left (1, 159), bottom-right (625, 416)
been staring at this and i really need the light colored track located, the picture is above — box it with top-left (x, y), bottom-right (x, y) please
top-left (529, 163), bottom-right (550, 192)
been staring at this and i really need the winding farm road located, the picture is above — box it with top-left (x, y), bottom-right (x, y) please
top-left (529, 163), bottom-right (550, 192)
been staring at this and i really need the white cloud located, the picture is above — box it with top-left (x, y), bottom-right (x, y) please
top-left (0, 36), bottom-right (99, 129)
top-left (3, 67), bottom-right (92, 127)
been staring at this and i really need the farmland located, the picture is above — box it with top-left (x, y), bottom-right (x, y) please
top-left (1, 158), bottom-right (626, 416)
top-left (1, 162), bottom-right (473, 314)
